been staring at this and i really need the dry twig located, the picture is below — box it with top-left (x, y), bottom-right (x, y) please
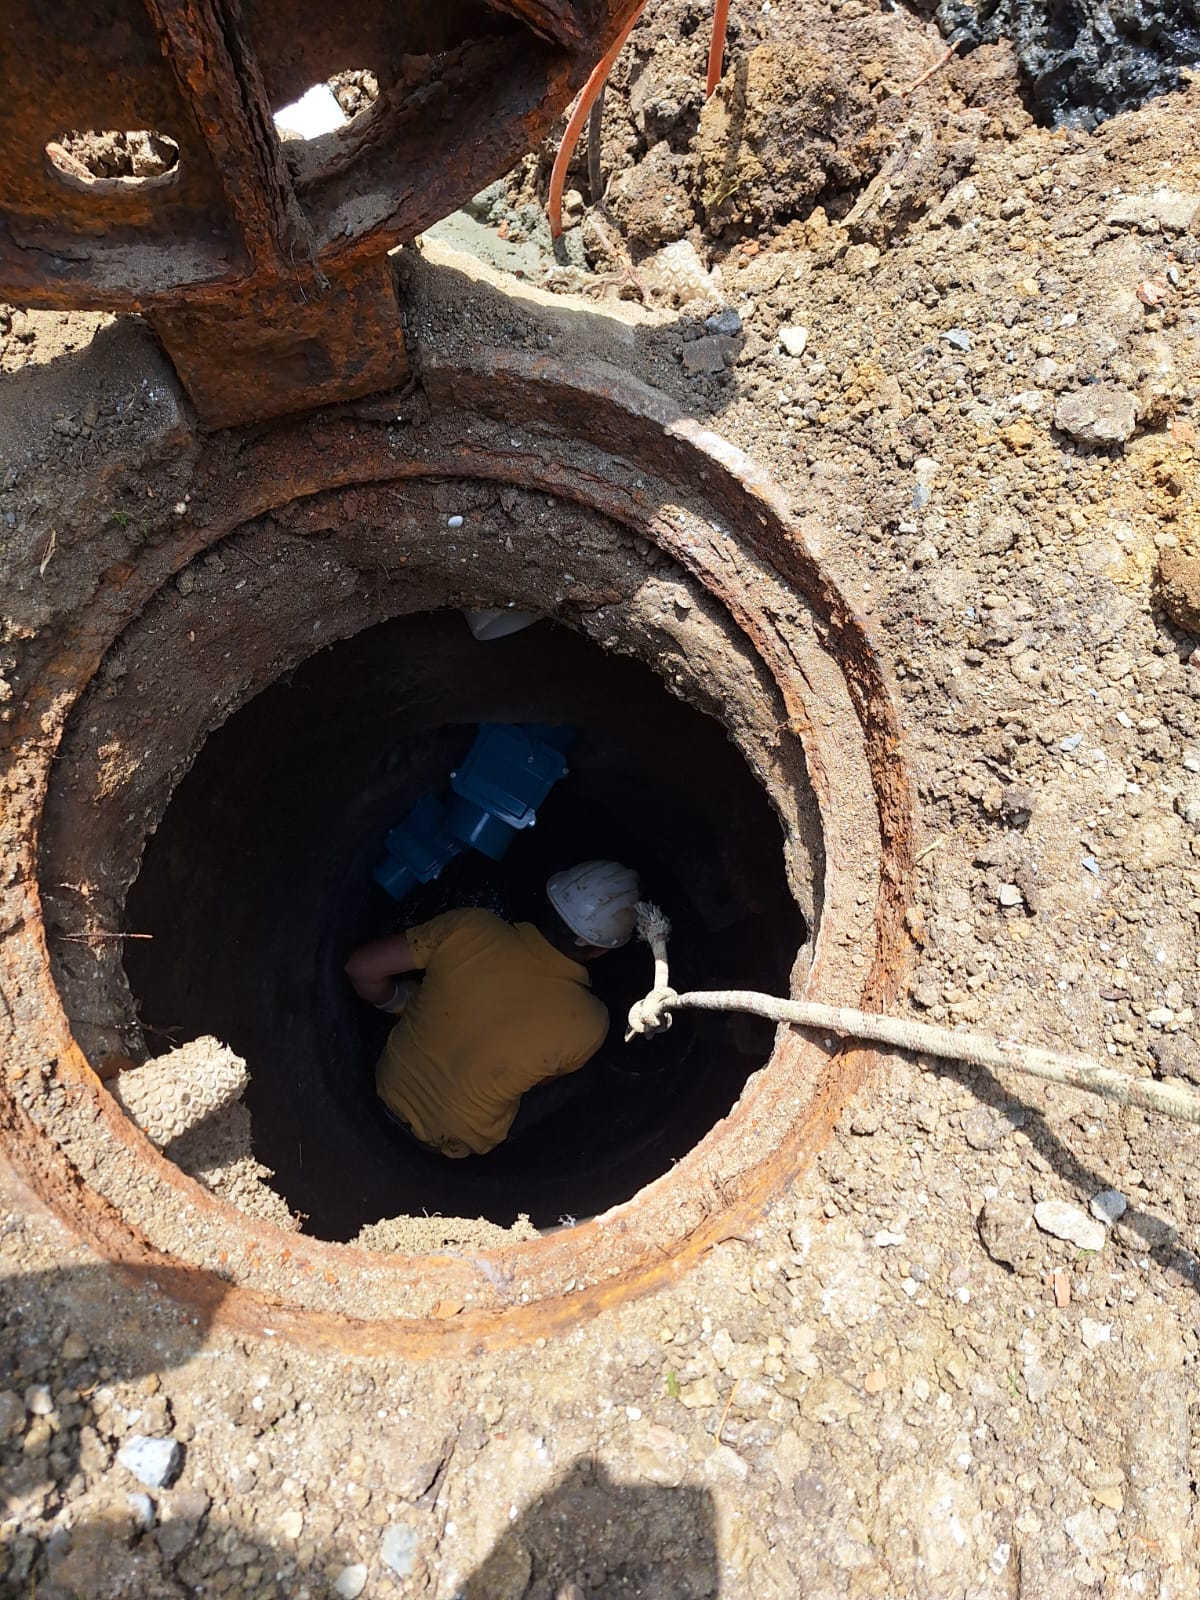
top-left (900, 39), bottom-right (960, 99)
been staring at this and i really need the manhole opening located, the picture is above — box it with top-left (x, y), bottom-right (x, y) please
top-left (21, 371), bottom-right (908, 1342)
top-left (122, 610), bottom-right (807, 1241)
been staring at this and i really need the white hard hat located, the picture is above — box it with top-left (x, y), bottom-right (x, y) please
top-left (546, 859), bottom-right (640, 948)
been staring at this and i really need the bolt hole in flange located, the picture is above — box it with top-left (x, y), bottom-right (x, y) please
top-left (45, 131), bottom-right (182, 194)
top-left (273, 72), bottom-right (380, 142)
top-left (12, 356), bottom-right (914, 1350)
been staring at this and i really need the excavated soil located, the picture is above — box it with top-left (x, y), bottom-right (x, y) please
top-left (4, 1), bottom-right (1200, 1596)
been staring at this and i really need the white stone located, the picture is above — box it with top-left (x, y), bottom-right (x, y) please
top-left (116, 1435), bottom-right (182, 1490)
top-left (778, 325), bottom-right (809, 358)
top-left (1080, 1318), bottom-right (1112, 1350)
top-left (127, 1493), bottom-right (155, 1531)
top-left (1034, 1201), bottom-right (1106, 1252)
top-left (24, 1385), bottom-right (53, 1417)
top-left (334, 1564), bottom-right (368, 1599)
top-left (381, 1525), bottom-right (419, 1578)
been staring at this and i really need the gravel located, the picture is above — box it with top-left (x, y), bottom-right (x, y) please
top-left (4, 7), bottom-right (1200, 1598)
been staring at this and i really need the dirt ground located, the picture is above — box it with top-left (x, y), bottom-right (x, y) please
top-left (4, 1), bottom-right (1200, 1596)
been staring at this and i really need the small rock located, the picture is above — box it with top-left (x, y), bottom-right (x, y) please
top-left (1090, 1189), bottom-right (1127, 1224)
top-left (630, 1423), bottom-right (689, 1487)
top-left (334, 1564), bottom-right (368, 1599)
top-left (155, 1487), bottom-right (210, 1560)
top-left (704, 307), bottom-right (743, 336)
top-left (997, 883), bottom-right (1023, 907)
top-left (116, 1434), bottom-right (182, 1490)
top-left (0, 1390), bottom-right (25, 1438)
top-left (1107, 189), bottom-right (1200, 233)
top-left (1033, 1200), bottom-right (1106, 1252)
top-left (681, 335), bottom-right (730, 376)
top-left (778, 325), bottom-right (809, 357)
top-left (1063, 1506), bottom-right (1109, 1559)
top-left (381, 1524), bottom-right (419, 1578)
top-left (60, 1333), bottom-right (89, 1362)
top-left (849, 1103), bottom-right (880, 1136)
top-left (941, 328), bottom-right (971, 351)
top-left (962, 1104), bottom-right (1019, 1151)
top-left (277, 1508), bottom-right (304, 1541)
top-left (1054, 385), bottom-right (1138, 447)
top-left (910, 1100), bottom-right (939, 1133)
top-left (23, 1385), bottom-right (53, 1417)
top-left (126, 1493), bottom-right (155, 1531)
top-left (802, 1376), bottom-right (863, 1423)
top-left (677, 1376), bottom-right (719, 1409)
top-left (1158, 546), bottom-right (1200, 635)
top-left (1080, 1318), bottom-right (1112, 1350)
top-left (978, 1197), bottom-right (1037, 1268)
top-left (911, 538), bottom-right (939, 568)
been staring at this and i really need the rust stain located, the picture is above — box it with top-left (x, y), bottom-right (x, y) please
top-left (0, 351), bottom-right (918, 1357)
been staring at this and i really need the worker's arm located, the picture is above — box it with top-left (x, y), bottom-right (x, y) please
top-left (344, 934), bottom-right (418, 1005)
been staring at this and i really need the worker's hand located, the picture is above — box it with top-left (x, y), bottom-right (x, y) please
top-left (376, 977), bottom-right (420, 1017)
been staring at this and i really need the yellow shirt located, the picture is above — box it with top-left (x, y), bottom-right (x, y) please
top-left (375, 908), bottom-right (610, 1157)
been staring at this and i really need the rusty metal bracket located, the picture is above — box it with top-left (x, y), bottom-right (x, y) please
top-left (0, 0), bottom-right (643, 426)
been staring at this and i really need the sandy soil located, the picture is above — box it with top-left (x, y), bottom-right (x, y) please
top-left (3, 2), bottom-right (1200, 1596)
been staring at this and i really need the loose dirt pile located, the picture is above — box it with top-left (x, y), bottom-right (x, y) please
top-left (3, 1), bottom-right (1200, 1596)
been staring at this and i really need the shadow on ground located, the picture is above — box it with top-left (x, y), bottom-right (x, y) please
top-left (1, 1264), bottom-right (719, 1598)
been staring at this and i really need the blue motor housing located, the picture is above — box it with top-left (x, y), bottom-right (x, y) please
top-left (446, 724), bottom-right (572, 861)
top-left (372, 794), bottom-right (463, 899)
top-left (374, 724), bottom-right (574, 898)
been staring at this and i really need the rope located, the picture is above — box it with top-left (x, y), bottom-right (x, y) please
top-left (625, 903), bottom-right (1200, 1129)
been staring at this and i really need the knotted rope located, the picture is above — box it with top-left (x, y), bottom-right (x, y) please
top-left (625, 903), bottom-right (1200, 1128)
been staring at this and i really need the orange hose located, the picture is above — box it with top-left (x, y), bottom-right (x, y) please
top-left (706, 0), bottom-right (730, 97)
top-left (548, 0), bottom-right (650, 238)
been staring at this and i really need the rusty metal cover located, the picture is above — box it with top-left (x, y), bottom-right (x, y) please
top-left (0, 0), bottom-right (642, 424)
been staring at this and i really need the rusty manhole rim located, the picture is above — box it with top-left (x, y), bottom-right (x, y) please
top-left (3, 350), bottom-right (916, 1355)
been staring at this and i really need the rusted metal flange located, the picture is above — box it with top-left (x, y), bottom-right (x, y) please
top-left (0, 348), bottom-right (917, 1356)
top-left (0, 0), bottom-right (644, 425)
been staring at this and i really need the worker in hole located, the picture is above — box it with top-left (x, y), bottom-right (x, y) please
top-left (345, 860), bottom-right (640, 1158)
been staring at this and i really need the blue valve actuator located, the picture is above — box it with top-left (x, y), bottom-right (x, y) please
top-left (374, 724), bottom-right (574, 898)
